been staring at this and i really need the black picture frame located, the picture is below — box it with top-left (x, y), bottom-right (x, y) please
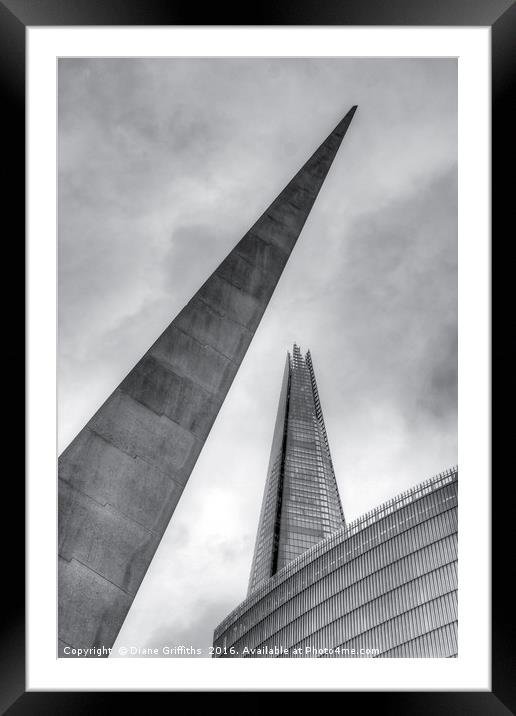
top-left (5, 0), bottom-right (514, 711)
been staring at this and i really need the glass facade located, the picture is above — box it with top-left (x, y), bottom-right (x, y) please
top-left (248, 345), bottom-right (345, 595)
top-left (213, 467), bottom-right (458, 658)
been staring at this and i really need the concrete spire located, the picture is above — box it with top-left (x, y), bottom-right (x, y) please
top-left (58, 105), bottom-right (358, 655)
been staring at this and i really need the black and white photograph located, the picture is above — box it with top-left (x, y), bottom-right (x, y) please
top-left (57, 57), bottom-right (458, 661)
top-left (0, 0), bottom-right (505, 706)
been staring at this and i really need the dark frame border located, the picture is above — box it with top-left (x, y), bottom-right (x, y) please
top-left (4, 0), bottom-right (514, 711)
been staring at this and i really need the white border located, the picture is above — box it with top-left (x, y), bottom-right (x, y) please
top-left (27, 27), bottom-right (490, 691)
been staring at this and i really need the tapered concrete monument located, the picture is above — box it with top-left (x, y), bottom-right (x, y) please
top-left (58, 106), bottom-right (358, 655)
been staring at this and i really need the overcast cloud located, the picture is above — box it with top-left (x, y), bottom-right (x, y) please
top-left (58, 58), bottom-right (457, 656)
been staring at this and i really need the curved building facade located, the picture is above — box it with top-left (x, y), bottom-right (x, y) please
top-left (213, 467), bottom-right (458, 658)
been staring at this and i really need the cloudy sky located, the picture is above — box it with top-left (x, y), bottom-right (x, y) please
top-left (58, 58), bottom-right (457, 656)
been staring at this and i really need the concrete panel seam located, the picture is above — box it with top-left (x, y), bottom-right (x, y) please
top-left (133, 354), bottom-right (223, 403)
top-left (195, 293), bottom-right (254, 333)
top-left (264, 211), bottom-right (293, 230)
top-left (85, 425), bottom-right (200, 482)
top-left (285, 198), bottom-right (308, 212)
top-left (213, 269), bottom-right (273, 308)
top-left (232, 247), bottom-right (277, 279)
top-left (59, 477), bottom-right (174, 536)
top-left (171, 323), bottom-right (240, 367)
top-left (115, 384), bottom-right (209, 444)
top-left (245, 231), bottom-right (290, 258)
top-left (60, 556), bottom-right (135, 597)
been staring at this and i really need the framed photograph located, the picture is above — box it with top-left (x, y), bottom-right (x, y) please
top-left (5, 0), bottom-right (513, 709)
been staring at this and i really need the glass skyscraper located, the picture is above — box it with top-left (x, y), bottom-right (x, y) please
top-left (213, 346), bottom-right (458, 658)
top-left (248, 345), bottom-right (345, 595)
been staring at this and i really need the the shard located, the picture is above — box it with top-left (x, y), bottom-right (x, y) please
top-left (58, 105), bottom-right (358, 654)
top-left (248, 345), bottom-right (345, 595)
